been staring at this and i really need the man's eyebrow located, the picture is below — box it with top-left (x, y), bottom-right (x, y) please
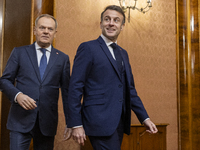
top-left (104, 16), bottom-right (120, 19)
top-left (104, 15), bottom-right (110, 18)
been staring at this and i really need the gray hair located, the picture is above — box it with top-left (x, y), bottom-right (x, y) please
top-left (35, 14), bottom-right (58, 29)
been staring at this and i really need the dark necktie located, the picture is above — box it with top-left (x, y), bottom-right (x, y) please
top-left (39, 48), bottom-right (47, 79)
top-left (110, 43), bottom-right (123, 72)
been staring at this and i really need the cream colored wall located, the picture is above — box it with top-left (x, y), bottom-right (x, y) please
top-left (54, 0), bottom-right (177, 150)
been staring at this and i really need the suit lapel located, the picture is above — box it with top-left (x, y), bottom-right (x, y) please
top-left (41, 47), bottom-right (59, 82)
top-left (97, 37), bottom-right (122, 81)
top-left (26, 43), bottom-right (41, 82)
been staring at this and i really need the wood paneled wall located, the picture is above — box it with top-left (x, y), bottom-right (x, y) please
top-left (177, 0), bottom-right (200, 149)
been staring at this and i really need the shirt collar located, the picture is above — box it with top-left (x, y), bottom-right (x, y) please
top-left (35, 42), bottom-right (52, 52)
top-left (100, 34), bottom-right (117, 47)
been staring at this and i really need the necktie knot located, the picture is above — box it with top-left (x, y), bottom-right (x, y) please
top-left (40, 48), bottom-right (46, 54)
top-left (110, 43), bottom-right (117, 49)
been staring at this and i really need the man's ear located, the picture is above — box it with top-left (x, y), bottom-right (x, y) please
top-left (100, 22), bottom-right (102, 29)
top-left (33, 27), bottom-right (36, 35)
top-left (54, 30), bottom-right (57, 38)
top-left (120, 23), bottom-right (125, 31)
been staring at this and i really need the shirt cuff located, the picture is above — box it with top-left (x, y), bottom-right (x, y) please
top-left (142, 118), bottom-right (150, 124)
top-left (72, 125), bottom-right (83, 129)
top-left (14, 92), bottom-right (22, 103)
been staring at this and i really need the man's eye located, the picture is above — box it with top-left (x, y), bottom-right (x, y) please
top-left (39, 27), bottom-right (45, 29)
top-left (105, 18), bottom-right (110, 22)
top-left (114, 19), bottom-right (120, 23)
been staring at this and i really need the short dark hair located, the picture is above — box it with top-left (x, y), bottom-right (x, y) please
top-left (101, 5), bottom-right (126, 24)
top-left (35, 14), bottom-right (58, 29)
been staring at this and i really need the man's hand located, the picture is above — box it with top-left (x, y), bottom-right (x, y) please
top-left (143, 119), bottom-right (158, 134)
top-left (16, 93), bottom-right (37, 110)
top-left (63, 126), bottom-right (72, 141)
top-left (72, 126), bottom-right (86, 146)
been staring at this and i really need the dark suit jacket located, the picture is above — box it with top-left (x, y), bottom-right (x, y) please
top-left (67, 36), bottom-right (149, 136)
top-left (0, 43), bottom-right (70, 136)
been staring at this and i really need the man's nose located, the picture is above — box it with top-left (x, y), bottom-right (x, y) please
top-left (109, 19), bottom-right (114, 25)
top-left (43, 28), bottom-right (49, 33)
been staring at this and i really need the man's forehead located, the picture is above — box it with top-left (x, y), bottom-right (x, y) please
top-left (38, 17), bottom-right (54, 23)
top-left (37, 18), bottom-right (56, 27)
top-left (103, 9), bottom-right (123, 18)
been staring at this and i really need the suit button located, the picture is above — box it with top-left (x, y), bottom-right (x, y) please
top-left (40, 85), bottom-right (42, 89)
top-left (118, 85), bottom-right (122, 88)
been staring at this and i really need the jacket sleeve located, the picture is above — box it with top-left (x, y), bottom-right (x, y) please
top-left (0, 48), bottom-right (21, 102)
top-left (67, 42), bottom-right (93, 128)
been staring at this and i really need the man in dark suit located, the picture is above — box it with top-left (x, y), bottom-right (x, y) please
top-left (66, 5), bottom-right (158, 150)
top-left (0, 14), bottom-right (71, 150)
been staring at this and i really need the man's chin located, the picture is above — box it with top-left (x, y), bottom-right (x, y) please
top-left (38, 41), bottom-right (51, 47)
top-left (106, 35), bottom-right (117, 42)
top-left (106, 32), bottom-right (115, 36)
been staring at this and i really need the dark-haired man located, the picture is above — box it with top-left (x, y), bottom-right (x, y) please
top-left (67, 5), bottom-right (158, 150)
top-left (0, 14), bottom-right (71, 150)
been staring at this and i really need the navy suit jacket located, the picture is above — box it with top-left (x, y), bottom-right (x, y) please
top-left (0, 43), bottom-right (70, 136)
top-left (67, 36), bottom-right (149, 136)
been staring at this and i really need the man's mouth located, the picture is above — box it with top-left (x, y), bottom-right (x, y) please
top-left (107, 28), bottom-right (115, 32)
top-left (42, 36), bottom-right (49, 39)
